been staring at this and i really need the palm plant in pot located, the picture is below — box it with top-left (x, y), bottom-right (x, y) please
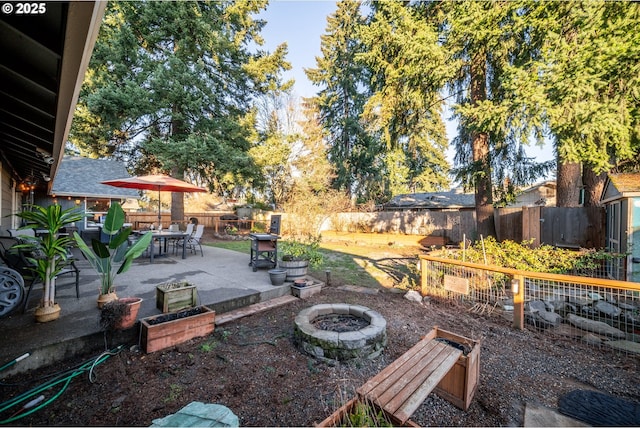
top-left (14, 204), bottom-right (85, 322)
top-left (278, 235), bottom-right (324, 281)
top-left (73, 202), bottom-right (152, 308)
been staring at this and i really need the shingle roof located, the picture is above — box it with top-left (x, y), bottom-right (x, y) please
top-left (385, 189), bottom-right (475, 209)
top-left (51, 156), bottom-right (139, 199)
top-left (608, 173), bottom-right (640, 194)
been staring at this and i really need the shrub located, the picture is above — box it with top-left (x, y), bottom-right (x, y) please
top-left (279, 235), bottom-right (324, 269)
top-left (430, 236), bottom-right (626, 277)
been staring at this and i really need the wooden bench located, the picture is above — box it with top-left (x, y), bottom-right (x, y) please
top-left (356, 327), bottom-right (479, 425)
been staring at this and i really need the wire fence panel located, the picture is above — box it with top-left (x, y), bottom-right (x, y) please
top-left (420, 255), bottom-right (640, 356)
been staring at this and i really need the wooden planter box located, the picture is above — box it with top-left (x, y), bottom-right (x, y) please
top-left (317, 397), bottom-right (419, 427)
top-left (428, 327), bottom-right (480, 411)
top-left (141, 306), bottom-right (215, 353)
top-left (156, 282), bottom-right (197, 313)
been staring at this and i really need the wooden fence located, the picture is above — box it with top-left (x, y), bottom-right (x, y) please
top-left (496, 206), bottom-right (605, 249)
top-left (125, 212), bottom-right (266, 234)
top-left (127, 205), bottom-right (606, 249)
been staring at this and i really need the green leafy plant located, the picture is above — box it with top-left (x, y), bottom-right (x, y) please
top-left (431, 236), bottom-right (627, 277)
top-left (73, 202), bottom-right (152, 295)
top-left (279, 235), bottom-right (324, 269)
top-left (340, 400), bottom-right (392, 427)
top-left (250, 222), bottom-right (267, 233)
top-left (15, 204), bottom-right (85, 309)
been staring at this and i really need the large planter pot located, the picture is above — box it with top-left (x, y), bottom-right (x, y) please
top-left (116, 297), bottom-right (142, 330)
top-left (34, 303), bottom-right (61, 323)
top-left (156, 281), bottom-right (197, 313)
top-left (140, 306), bottom-right (215, 353)
top-left (97, 292), bottom-right (118, 309)
top-left (279, 259), bottom-right (309, 281)
top-left (268, 269), bottom-right (287, 286)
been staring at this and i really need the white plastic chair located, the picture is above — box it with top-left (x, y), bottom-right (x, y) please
top-left (186, 224), bottom-right (204, 257)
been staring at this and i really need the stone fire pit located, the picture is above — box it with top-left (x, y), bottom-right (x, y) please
top-left (294, 304), bottom-right (387, 363)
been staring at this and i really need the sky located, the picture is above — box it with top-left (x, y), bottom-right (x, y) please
top-left (258, 1), bottom-right (555, 169)
top-left (258, 1), bottom-right (337, 99)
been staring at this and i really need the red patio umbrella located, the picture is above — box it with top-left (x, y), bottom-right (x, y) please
top-left (101, 174), bottom-right (207, 223)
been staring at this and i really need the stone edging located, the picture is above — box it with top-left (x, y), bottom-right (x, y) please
top-left (294, 303), bottom-right (387, 363)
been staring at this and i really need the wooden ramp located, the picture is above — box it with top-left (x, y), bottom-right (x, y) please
top-left (357, 335), bottom-right (462, 424)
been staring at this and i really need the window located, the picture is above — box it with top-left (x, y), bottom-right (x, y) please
top-left (85, 198), bottom-right (111, 228)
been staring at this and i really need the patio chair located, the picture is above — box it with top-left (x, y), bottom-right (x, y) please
top-left (171, 222), bottom-right (195, 255)
top-left (8, 229), bottom-right (35, 238)
top-left (186, 224), bottom-right (205, 257)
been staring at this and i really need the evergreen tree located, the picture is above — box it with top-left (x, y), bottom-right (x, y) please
top-left (433, 1), bottom-right (554, 235)
top-left (70, 0), bottom-right (290, 220)
top-left (359, 1), bottom-right (451, 196)
top-left (533, 1), bottom-right (640, 206)
top-left (305, 0), bottom-right (384, 203)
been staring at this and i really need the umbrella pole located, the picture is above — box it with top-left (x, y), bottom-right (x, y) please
top-left (158, 188), bottom-right (162, 226)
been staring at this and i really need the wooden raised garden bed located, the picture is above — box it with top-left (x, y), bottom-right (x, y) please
top-left (156, 281), bottom-right (197, 313)
top-left (141, 306), bottom-right (215, 353)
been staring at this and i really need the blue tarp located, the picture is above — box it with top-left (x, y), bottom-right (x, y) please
top-left (150, 402), bottom-right (239, 427)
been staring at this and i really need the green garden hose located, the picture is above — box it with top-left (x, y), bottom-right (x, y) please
top-left (0, 345), bottom-right (123, 424)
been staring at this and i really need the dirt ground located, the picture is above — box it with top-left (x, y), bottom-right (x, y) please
top-left (1, 238), bottom-right (639, 426)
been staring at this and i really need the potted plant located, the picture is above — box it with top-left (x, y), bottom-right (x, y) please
top-left (73, 202), bottom-right (152, 308)
top-left (278, 236), bottom-right (324, 281)
top-left (99, 297), bottom-right (143, 330)
top-left (14, 204), bottom-right (85, 322)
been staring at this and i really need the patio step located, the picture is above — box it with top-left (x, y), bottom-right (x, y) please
top-left (215, 295), bottom-right (298, 326)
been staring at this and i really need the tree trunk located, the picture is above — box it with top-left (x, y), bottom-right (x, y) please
top-left (470, 51), bottom-right (496, 238)
top-left (171, 166), bottom-right (185, 223)
top-left (171, 108), bottom-right (186, 223)
top-left (582, 164), bottom-right (607, 207)
top-left (556, 158), bottom-right (581, 207)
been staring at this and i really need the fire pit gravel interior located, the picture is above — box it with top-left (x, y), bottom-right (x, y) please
top-left (294, 303), bottom-right (387, 363)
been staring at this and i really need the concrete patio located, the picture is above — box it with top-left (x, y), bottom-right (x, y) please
top-left (0, 244), bottom-right (292, 377)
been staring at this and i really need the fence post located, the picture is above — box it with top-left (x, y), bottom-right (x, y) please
top-left (420, 259), bottom-right (427, 296)
top-left (511, 275), bottom-right (524, 330)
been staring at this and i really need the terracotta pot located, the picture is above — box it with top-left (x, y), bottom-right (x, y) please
top-left (116, 297), bottom-right (143, 329)
top-left (97, 292), bottom-right (118, 309)
top-left (34, 303), bottom-right (61, 323)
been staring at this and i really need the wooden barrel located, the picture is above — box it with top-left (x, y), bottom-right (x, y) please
top-left (279, 259), bottom-right (309, 281)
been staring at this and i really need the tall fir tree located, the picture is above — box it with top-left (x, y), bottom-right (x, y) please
top-left (305, 0), bottom-right (384, 203)
top-left (532, 1), bottom-right (640, 206)
top-left (430, 1), bottom-right (554, 236)
top-left (358, 1), bottom-right (451, 195)
top-left (70, 0), bottom-right (290, 220)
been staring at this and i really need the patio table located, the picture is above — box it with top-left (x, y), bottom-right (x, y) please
top-left (148, 231), bottom-right (188, 263)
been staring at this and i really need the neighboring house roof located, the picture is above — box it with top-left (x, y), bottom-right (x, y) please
top-left (385, 189), bottom-right (475, 210)
top-left (509, 179), bottom-right (557, 207)
top-left (51, 156), bottom-right (139, 199)
top-left (601, 173), bottom-right (640, 203)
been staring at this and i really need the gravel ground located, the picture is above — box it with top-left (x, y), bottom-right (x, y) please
top-left (1, 284), bottom-right (639, 427)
